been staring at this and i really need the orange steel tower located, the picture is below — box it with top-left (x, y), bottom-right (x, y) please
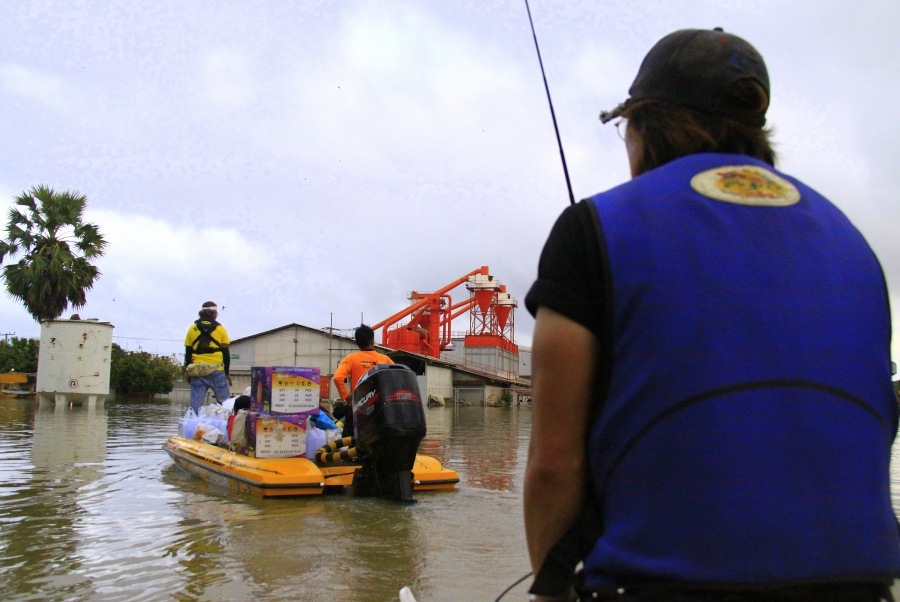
top-left (463, 273), bottom-right (519, 378)
top-left (370, 267), bottom-right (518, 364)
top-left (465, 274), bottom-right (518, 355)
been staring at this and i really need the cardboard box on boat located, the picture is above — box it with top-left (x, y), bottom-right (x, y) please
top-left (251, 366), bottom-right (321, 414)
top-left (246, 411), bottom-right (320, 458)
top-left (251, 415), bottom-right (306, 458)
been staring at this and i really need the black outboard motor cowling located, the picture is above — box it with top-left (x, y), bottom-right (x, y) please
top-left (351, 364), bottom-right (426, 502)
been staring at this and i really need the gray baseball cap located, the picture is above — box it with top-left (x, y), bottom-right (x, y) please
top-left (600, 28), bottom-right (770, 127)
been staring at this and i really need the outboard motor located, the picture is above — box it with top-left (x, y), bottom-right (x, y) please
top-left (350, 364), bottom-right (426, 502)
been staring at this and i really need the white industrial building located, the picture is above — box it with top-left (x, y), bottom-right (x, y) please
top-left (226, 323), bottom-right (531, 406)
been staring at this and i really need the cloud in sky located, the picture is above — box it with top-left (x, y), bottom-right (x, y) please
top-left (1, 0), bottom-right (899, 369)
top-left (0, 63), bottom-right (73, 112)
top-left (196, 48), bottom-right (258, 115)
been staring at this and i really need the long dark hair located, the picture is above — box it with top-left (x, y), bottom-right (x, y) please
top-left (622, 80), bottom-right (776, 176)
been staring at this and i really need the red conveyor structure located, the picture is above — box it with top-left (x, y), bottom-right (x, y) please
top-left (371, 266), bottom-right (518, 359)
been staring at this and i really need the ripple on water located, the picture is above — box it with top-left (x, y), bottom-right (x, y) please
top-left (10, 400), bottom-right (900, 601)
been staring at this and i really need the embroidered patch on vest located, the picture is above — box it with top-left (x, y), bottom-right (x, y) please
top-left (690, 165), bottom-right (801, 206)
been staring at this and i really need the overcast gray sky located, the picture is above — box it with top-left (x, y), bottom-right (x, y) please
top-left (2, 0), bottom-right (899, 368)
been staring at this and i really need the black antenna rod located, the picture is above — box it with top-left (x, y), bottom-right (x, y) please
top-left (524, 0), bottom-right (575, 205)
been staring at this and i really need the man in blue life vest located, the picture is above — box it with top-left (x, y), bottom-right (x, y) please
top-left (524, 29), bottom-right (900, 601)
top-left (184, 301), bottom-right (232, 413)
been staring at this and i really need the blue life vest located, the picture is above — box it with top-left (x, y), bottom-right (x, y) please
top-left (584, 153), bottom-right (899, 587)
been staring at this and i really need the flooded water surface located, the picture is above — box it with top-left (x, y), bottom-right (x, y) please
top-left (0, 398), bottom-right (532, 601)
top-left (4, 396), bottom-right (900, 601)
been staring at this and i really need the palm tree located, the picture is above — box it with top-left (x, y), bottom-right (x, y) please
top-left (0, 185), bottom-right (107, 322)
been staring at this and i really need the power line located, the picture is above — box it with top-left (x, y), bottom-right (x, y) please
top-left (113, 335), bottom-right (183, 342)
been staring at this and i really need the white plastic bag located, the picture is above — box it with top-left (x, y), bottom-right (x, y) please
top-left (182, 408), bottom-right (200, 439)
top-left (193, 422), bottom-right (228, 445)
top-left (201, 426), bottom-right (227, 446)
top-left (306, 424), bottom-right (327, 459)
top-left (201, 403), bottom-right (228, 419)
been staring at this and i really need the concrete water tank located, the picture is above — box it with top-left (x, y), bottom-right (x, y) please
top-left (37, 319), bottom-right (114, 407)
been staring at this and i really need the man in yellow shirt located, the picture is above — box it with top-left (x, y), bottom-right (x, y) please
top-left (333, 324), bottom-right (393, 437)
top-left (184, 301), bottom-right (232, 413)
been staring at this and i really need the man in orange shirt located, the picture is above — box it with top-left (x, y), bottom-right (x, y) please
top-left (333, 324), bottom-right (393, 401)
top-left (333, 324), bottom-right (393, 438)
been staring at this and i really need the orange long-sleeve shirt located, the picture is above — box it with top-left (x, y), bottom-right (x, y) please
top-left (333, 350), bottom-right (394, 400)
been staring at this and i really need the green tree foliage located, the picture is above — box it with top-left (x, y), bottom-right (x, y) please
top-left (148, 354), bottom-right (181, 395)
top-left (109, 342), bottom-right (130, 393)
top-left (0, 337), bottom-right (39, 373)
top-left (109, 343), bottom-right (181, 397)
top-left (0, 185), bottom-right (107, 322)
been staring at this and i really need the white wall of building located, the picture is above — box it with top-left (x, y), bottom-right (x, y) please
top-left (230, 326), bottom-right (358, 376)
top-left (423, 364), bottom-right (453, 399)
top-left (518, 346), bottom-right (531, 380)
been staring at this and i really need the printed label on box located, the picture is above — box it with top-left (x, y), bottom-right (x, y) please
top-left (254, 417), bottom-right (307, 458)
top-left (272, 370), bottom-right (319, 413)
top-left (251, 366), bottom-right (321, 414)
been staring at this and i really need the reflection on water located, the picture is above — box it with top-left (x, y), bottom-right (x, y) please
top-left (3, 395), bottom-right (900, 602)
top-left (2, 402), bottom-right (109, 600)
top-left (0, 399), bottom-right (533, 601)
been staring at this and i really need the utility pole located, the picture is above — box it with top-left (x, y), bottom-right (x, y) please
top-left (321, 314), bottom-right (338, 401)
top-left (1, 332), bottom-right (14, 344)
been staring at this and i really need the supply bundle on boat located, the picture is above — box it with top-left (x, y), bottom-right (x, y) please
top-left (180, 404), bottom-right (230, 445)
top-left (250, 365), bottom-right (321, 414)
top-left (240, 366), bottom-right (324, 458)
